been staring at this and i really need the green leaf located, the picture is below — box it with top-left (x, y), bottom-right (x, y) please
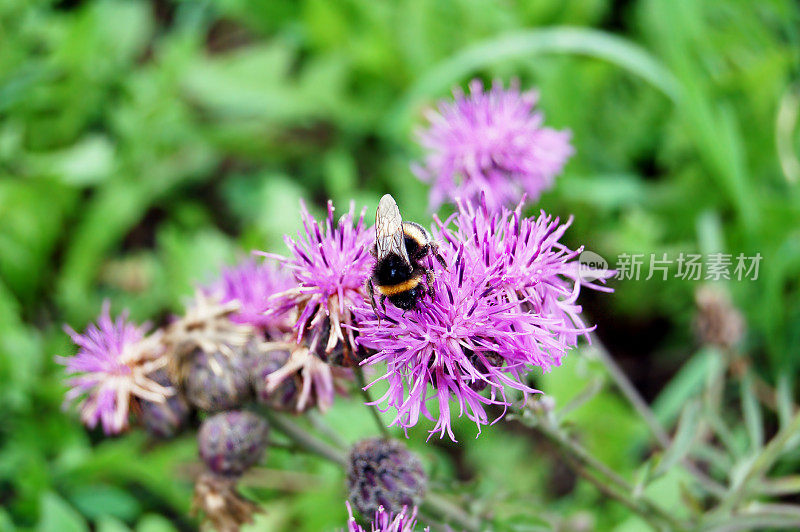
top-left (0, 507), bottom-right (15, 532)
top-left (37, 493), bottom-right (89, 532)
top-left (558, 174), bottom-right (648, 210)
top-left (653, 348), bottom-right (722, 427)
top-left (69, 484), bottom-right (141, 522)
top-left (181, 44), bottom-right (315, 121)
top-left (776, 373), bottom-right (794, 432)
top-left (29, 135), bottom-right (115, 187)
top-left (96, 516), bottom-right (131, 532)
top-left (654, 400), bottom-right (700, 476)
top-left (696, 210), bottom-right (725, 257)
top-left (134, 515), bottom-right (177, 532)
top-left (740, 373), bottom-right (764, 451)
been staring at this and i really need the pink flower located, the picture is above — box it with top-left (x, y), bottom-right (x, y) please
top-left (255, 201), bottom-right (374, 411)
top-left (262, 200), bottom-right (373, 362)
top-left (57, 302), bottom-right (170, 434)
top-left (356, 197), bottom-right (611, 440)
top-left (211, 258), bottom-right (294, 337)
top-left (415, 79), bottom-right (573, 211)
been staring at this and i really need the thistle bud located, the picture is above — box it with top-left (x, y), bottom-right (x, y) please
top-left (249, 347), bottom-right (303, 412)
top-left (693, 286), bottom-right (745, 350)
top-left (347, 438), bottom-right (427, 518)
top-left (184, 348), bottom-right (251, 412)
top-left (198, 411), bottom-right (269, 477)
top-left (163, 292), bottom-right (256, 412)
top-left (138, 369), bottom-right (190, 439)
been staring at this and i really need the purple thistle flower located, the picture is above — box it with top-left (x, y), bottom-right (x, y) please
top-left (414, 79), bottom-right (573, 212)
top-left (346, 502), bottom-right (427, 532)
top-left (356, 198), bottom-right (610, 440)
top-left (355, 245), bottom-right (540, 440)
top-left (439, 196), bottom-right (613, 366)
top-left (57, 302), bottom-right (171, 435)
top-left (254, 200), bottom-right (373, 411)
top-left (210, 258), bottom-right (294, 337)
top-left (262, 201), bottom-right (373, 358)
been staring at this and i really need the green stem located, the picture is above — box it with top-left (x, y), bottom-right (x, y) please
top-left (590, 334), bottom-right (670, 446)
top-left (354, 365), bottom-right (392, 439)
top-left (537, 421), bottom-right (631, 491)
top-left (263, 410), bottom-right (347, 466)
top-left (537, 420), bottom-right (687, 531)
top-left (422, 492), bottom-right (481, 532)
top-left (308, 410), bottom-right (348, 449)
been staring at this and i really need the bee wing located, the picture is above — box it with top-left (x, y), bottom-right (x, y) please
top-left (375, 194), bottom-right (410, 263)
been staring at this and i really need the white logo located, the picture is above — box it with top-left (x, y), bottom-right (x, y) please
top-left (578, 250), bottom-right (608, 282)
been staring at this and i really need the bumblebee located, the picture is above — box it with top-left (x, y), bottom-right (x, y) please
top-left (367, 194), bottom-right (446, 313)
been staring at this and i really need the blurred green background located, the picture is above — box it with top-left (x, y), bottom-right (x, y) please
top-left (2, 0), bottom-right (800, 530)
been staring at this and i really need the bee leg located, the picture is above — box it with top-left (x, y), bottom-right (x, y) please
top-left (366, 279), bottom-right (380, 320)
top-left (380, 295), bottom-right (388, 313)
top-left (426, 269), bottom-right (436, 298)
top-left (430, 241), bottom-right (447, 269)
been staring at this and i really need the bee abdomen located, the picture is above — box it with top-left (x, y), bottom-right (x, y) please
top-left (377, 276), bottom-right (422, 297)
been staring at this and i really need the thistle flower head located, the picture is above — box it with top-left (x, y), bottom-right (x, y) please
top-left (198, 410), bottom-right (269, 477)
top-left (356, 198), bottom-right (610, 440)
top-left (57, 302), bottom-right (170, 435)
top-left (347, 438), bottom-right (427, 518)
top-left (210, 258), bottom-right (295, 337)
top-left (346, 502), bottom-right (427, 532)
top-left (441, 196), bottom-right (613, 359)
top-left (414, 79), bottom-right (573, 211)
top-left (263, 201), bottom-right (373, 364)
top-left (163, 292), bottom-right (255, 409)
top-left (356, 245), bottom-right (540, 440)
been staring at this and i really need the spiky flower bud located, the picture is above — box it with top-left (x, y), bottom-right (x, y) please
top-left (138, 369), bottom-right (190, 438)
top-left (192, 471), bottom-right (261, 532)
top-left (347, 438), bottom-right (427, 518)
top-left (184, 348), bottom-right (251, 412)
top-left (249, 346), bottom-right (304, 412)
top-left (198, 411), bottom-right (269, 477)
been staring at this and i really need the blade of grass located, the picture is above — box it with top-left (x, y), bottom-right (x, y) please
top-left (741, 374), bottom-right (765, 452)
top-left (655, 400), bottom-right (701, 477)
top-left (387, 26), bottom-right (680, 136)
